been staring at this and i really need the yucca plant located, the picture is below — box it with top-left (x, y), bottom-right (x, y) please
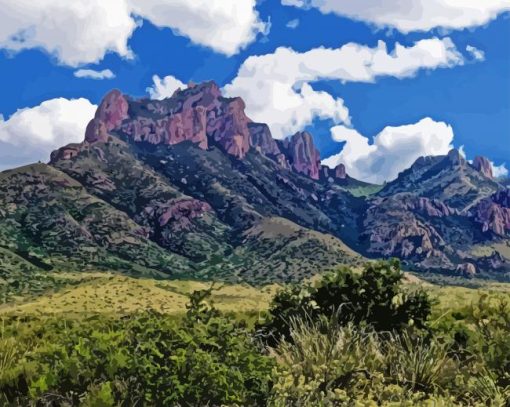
top-left (269, 315), bottom-right (384, 405)
top-left (383, 331), bottom-right (456, 394)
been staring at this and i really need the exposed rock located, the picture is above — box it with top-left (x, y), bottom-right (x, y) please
top-left (85, 89), bottom-right (129, 143)
top-left (446, 148), bottom-right (465, 166)
top-left (402, 196), bottom-right (458, 217)
top-left (335, 164), bottom-right (347, 179)
top-left (155, 199), bottom-right (211, 230)
top-left (248, 122), bottom-right (281, 156)
top-left (207, 96), bottom-right (251, 158)
top-left (50, 144), bottom-right (82, 162)
top-left (476, 251), bottom-right (506, 271)
top-left (472, 156), bottom-right (493, 179)
top-left (456, 262), bottom-right (476, 277)
top-left (278, 132), bottom-right (321, 180)
top-left (475, 189), bottom-right (510, 236)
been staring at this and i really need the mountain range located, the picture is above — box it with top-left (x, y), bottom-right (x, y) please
top-left (1, 81), bottom-right (509, 284)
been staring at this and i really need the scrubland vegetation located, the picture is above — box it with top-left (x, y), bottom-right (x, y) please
top-left (1, 260), bottom-right (510, 406)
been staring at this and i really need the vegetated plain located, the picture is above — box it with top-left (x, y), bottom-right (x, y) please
top-left (2, 262), bottom-right (510, 406)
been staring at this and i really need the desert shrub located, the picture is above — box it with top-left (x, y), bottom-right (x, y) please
top-left (257, 260), bottom-right (432, 345)
top-left (0, 288), bottom-right (274, 406)
top-left (268, 315), bottom-right (508, 406)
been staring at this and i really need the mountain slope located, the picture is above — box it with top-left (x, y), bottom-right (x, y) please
top-left (1, 82), bottom-right (509, 282)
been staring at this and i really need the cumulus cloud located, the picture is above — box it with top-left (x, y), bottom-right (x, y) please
top-left (466, 45), bottom-right (486, 61)
top-left (282, 0), bottom-right (510, 32)
top-left (322, 118), bottom-right (455, 184)
top-left (74, 69), bottom-right (115, 80)
top-left (223, 37), bottom-right (464, 139)
top-left (491, 162), bottom-right (509, 178)
top-left (0, 0), bottom-right (265, 66)
top-left (0, 0), bottom-right (136, 67)
top-left (147, 75), bottom-right (186, 100)
top-left (129, 0), bottom-right (267, 56)
top-left (0, 98), bottom-right (96, 170)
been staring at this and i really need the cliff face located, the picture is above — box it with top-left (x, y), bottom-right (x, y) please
top-left (475, 189), bottom-right (510, 236)
top-left (277, 132), bottom-right (321, 180)
top-left (472, 156), bottom-right (493, 179)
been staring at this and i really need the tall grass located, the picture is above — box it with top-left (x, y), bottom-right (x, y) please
top-left (268, 315), bottom-right (508, 406)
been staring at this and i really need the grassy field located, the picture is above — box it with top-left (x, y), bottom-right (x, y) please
top-left (2, 269), bottom-right (510, 320)
top-left (0, 272), bottom-right (279, 317)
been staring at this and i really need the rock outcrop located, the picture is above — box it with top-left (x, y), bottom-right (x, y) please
top-left (248, 122), bottom-right (281, 156)
top-left (85, 89), bottom-right (129, 143)
top-left (277, 132), bottom-right (321, 180)
top-left (475, 189), bottom-right (510, 236)
top-left (472, 156), bottom-right (493, 179)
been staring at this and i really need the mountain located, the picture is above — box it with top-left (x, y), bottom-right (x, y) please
top-left (0, 81), bottom-right (509, 282)
top-left (364, 149), bottom-right (510, 276)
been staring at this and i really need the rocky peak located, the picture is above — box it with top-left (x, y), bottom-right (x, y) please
top-left (446, 148), bottom-right (465, 166)
top-left (472, 156), bottom-right (493, 179)
top-left (75, 82), bottom-right (254, 159)
top-left (85, 89), bottom-right (129, 143)
top-left (278, 131), bottom-right (321, 180)
top-left (335, 163), bottom-right (347, 179)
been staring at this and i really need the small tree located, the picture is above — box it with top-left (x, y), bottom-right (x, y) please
top-left (257, 259), bottom-right (432, 344)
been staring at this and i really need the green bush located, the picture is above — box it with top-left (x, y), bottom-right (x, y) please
top-left (257, 260), bottom-right (432, 345)
top-left (0, 288), bottom-right (274, 406)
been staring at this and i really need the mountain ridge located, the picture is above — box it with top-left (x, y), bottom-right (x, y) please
top-left (1, 81), bottom-right (509, 282)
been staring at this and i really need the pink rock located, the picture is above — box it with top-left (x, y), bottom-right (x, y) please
top-left (473, 156), bottom-right (493, 179)
top-left (85, 89), bottom-right (129, 143)
top-left (280, 132), bottom-right (321, 180)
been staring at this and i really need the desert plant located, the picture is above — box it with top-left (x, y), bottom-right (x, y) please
top-left (258, 259), bottom-right (432, 345)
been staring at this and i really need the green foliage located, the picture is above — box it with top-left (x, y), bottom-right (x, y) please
top-left (268, 315), bottom-right (508, 406)
top-left (0, 289), bottom-right (274, 406)
top-left (257, 260), bottom-right (432, 344)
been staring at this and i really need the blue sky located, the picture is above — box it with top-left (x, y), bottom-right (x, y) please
top-left (0, 0), bottom-right (509, 181)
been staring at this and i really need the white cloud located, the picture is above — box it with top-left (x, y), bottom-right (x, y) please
top-left (223, 37), bottom-right (464, 139)
top-left (0, 0), bottom-right (136, 67)
top-left (74, 69), bottom-right (116, 80)
top-left (491, 162), bottom-right (509, 178)
top-left (129, 0), bottom-right (267, 56)
top-left (286, 18), bottom-right (300, 29)
top-left (466, 45), bottom-right (485, 61)
top-left (322, 118), bottom-right (455, 184)
top-left (0, 98), bottom-right (96, 170)
top-left (0, 0), bottom-right (265, 66)
top-left (282, 0), bottom-right (510, 32)
top-left (147, 75), bottom-right (186, 100)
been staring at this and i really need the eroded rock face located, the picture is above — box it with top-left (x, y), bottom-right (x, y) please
top-left (145, 199), bottom-right (212, 230)
top-left (278, 132), bottom-right (321, 180)
top-left (475, 189), bottom-right (510, 236)
top-left (249, 122), bottom-right (281, 156)
top-left (85, 90), bottom-right (129, 143)
top-left (335, 164), bottom-right (347, 179)
top-left (472, 156), bottom-right (493, 179)
top-left (402, 196), bottom-right (458, 217)
top-left (58, 82), bottom-right (255, 160)
top-left (363, 196), bottom-right (447, 261)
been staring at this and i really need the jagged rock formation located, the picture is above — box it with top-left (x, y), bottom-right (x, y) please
top-left (472, 156), bottom-right (493, 179)
top-left (1, 82), bottom-right (509, 281)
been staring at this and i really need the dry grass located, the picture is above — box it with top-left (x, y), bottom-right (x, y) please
top-left (0, 272), bottom-right (279, 317)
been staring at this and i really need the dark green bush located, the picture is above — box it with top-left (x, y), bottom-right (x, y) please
top-left (257, 259), bottom-right (432, 344)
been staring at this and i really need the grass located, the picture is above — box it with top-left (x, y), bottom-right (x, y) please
top-left (3, 268), bottom-right (510, 325)
top-left (0, 272), bottom-right (279, 317)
